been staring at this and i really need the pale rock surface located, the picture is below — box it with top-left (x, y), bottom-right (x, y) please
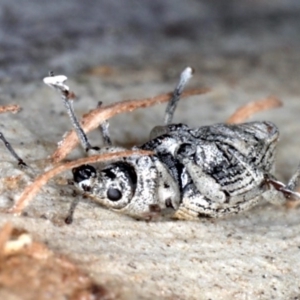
top-left (0, 1), bottom-right (300, 299)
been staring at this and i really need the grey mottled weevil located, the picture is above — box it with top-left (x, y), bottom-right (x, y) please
top-left (44, 68), bottom-right (300, 221)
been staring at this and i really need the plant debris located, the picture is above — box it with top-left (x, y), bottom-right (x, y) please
top-left (226, 96), bottom-right (282, 124)
top-left (0, 105), bottom-right (21, 114)
top-left (0, 223), bottom-right (113, 300)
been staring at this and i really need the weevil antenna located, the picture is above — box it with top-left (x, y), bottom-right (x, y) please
top-left (164, 67), bottom-right (194, 125)
top-left (0, 132), bottom-right (27, 167)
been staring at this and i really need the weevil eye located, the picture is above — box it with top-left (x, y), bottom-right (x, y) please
top-left (100, 162), bottom-right (137, 207)
top-left (107, 187), bottom-right (122, 201)
top-left (72, 165), bottom-right (96, 183)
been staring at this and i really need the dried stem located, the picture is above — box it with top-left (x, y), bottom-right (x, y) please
top-left (51, 88), bottom-right (210, 163)
top-left (226, 96), bottom-right (282, 124)
top-left (10, 150), bottom-right (153, 214)
top-left (0, 105), bottom-right (21, 114)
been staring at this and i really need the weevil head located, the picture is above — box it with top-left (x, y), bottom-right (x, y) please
top-left (72, 164), bottom-right (97, 192)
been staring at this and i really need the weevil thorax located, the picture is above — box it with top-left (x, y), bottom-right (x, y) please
top-left (72, 154), bottom-right (181, 219)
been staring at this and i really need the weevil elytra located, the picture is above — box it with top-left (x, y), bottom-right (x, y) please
top-left (43, 68), bottom-right (300, 221)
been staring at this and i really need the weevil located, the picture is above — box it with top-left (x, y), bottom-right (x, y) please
top-left (43, 68), bottom-right (300, 221)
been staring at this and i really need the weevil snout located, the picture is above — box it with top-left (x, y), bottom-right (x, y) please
top-left (72, 165), bottom-right (97, 183)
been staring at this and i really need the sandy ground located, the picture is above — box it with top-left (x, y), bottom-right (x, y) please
top-left (0, 1), bottom-right (300, 299)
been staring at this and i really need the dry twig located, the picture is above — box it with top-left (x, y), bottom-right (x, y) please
top-left (0, 104), bottom-right (21, 114)
top-left (226, 96), bottom-right (282, 124)
top-left (51, 88), bottom-right (210, 163)
top-left (10, 150), bottom-right (153, 214)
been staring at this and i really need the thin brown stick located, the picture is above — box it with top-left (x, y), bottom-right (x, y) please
top-left (226, 96), bottom-right (282, 124)
top-left (10, 150), bottom-right (153, 215)
top-left (0, 104), bottom-right (21, 114)
top-left (51, 88), bottom-right (210, 163)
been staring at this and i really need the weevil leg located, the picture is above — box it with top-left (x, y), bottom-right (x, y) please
top-left (97, 101), bottom-right (112, 146)
top-left (0, 131), bottom-right (27, 167)
top-left (62, 91), bottom-right (95, 152)
top-left (164, 67), bottom-right (194, 125)
top-left (44, 72), bottom-right (100, 152)
top-left (264, 164), bottom-right (300, 204)
top-left (286, 164), bottom-right (300, 192)
top-left (150, 67), bottom-right (194, 139)
top-left (65, 196), bottom-right (81, 224)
